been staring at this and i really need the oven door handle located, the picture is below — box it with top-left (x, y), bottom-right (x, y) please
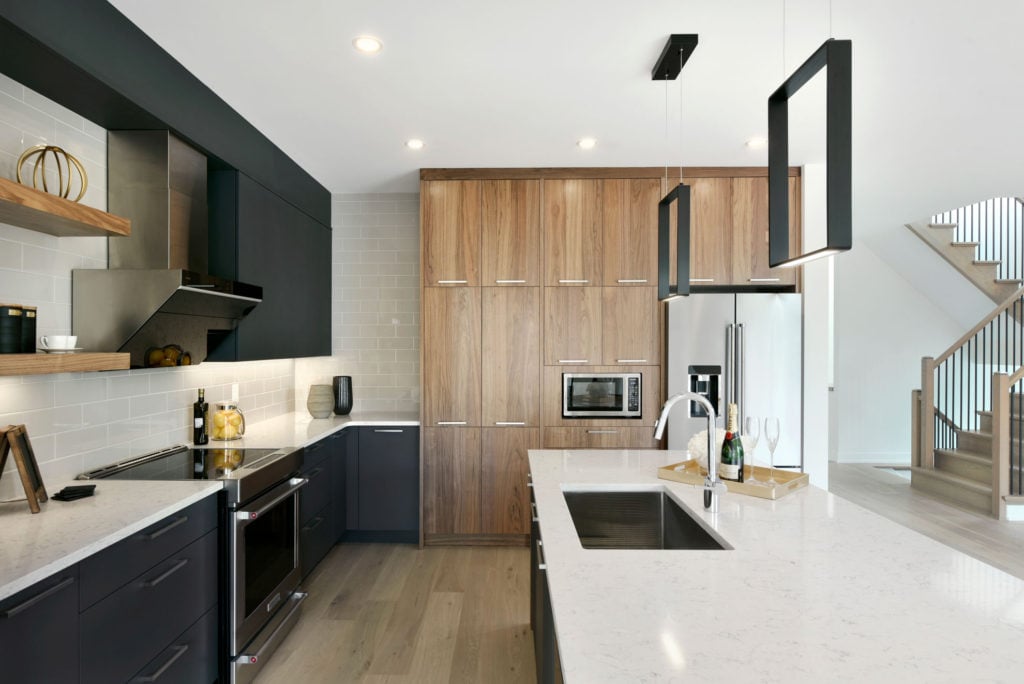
top-left (235, 477), bottom-right (308, 522)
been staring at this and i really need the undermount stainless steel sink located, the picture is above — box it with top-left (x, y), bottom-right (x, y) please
top-left (563, 489), bottom-right (730, 550)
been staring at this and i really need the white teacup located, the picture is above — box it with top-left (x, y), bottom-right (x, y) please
top-left (39, 335), bottom-right (77, 350)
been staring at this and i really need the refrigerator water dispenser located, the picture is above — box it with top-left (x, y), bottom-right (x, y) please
top-left (687, 365), bottom-right (721, 418)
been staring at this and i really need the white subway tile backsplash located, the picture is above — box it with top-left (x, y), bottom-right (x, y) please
top-left (22, 89), bottom-right (85, 131)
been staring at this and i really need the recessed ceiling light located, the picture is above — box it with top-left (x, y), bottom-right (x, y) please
top-left (405, 139), bottom-right (425, 150)
top-left (577, 137), bottom-right (597, 150)
top-left (353, 36), bottom-right (383, 54)
top-left (745, 137), bottom-right (768, 149)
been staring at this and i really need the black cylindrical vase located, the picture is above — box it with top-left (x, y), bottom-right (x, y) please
top-left (332, 376), bottom-right (353, 415)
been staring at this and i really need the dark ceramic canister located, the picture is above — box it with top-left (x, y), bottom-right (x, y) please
top-left (332, 375), bottom-right (353, 415)
top-left (0, 304), bottom-right (23, 354)
top-left (20, 306), bottom-right (36, 353)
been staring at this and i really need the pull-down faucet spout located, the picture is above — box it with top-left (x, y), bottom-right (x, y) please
top-left (654, 392), bottom-right (723, 512)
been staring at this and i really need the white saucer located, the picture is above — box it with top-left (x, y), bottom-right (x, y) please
top-left (38, 347), bottom-right (85, 354)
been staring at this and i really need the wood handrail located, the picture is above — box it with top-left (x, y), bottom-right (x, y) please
top-left (933, 284), bottom-right (1024, 366)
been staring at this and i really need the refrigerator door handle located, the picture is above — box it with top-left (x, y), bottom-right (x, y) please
top-left (724, 324), bottom-right (734, 410)
top-left (735, 323), bottom-right (745, 429)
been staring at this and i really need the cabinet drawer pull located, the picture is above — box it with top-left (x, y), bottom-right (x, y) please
top-left (437, 280), bottom-right (468, 284)
top-left (616, 359), bottom-right (647, 364)
top-left (495, 279), bottom-right (526, 284)
top-left (587, 429), bottom-right (619, 435)
top-left (302, 516), bottom-right (325, 533)
top-left (617, 279), bottom-right (649, 284)
top-left (537, 539), bottom-right (546, 570)
top-left (142, 515), bottom-right (189, 541)
top-left (557, 359), bottom-right (589, 364)
top-left (305, 467), bottom-right (324, 479)
top-left (373, 429), bottom-right (405, 433)
top-left (748, 277), bottom-right (781, 283)
top-left (1, 576), bottom-right (74, 618)
top-left (495, 421), bottom-right (526, 426)
top-left (558, 279), bottom-right (589, 284)
top-left (531, 501), bottom-right (538, 522)
top-left (436, 421), bottom-right (468, 426)
top-left (689, 278), bottom-right (714, 283)
top-left (134, 645), bottom-right (189, 682)
top-left (143, 559), bottom-right (189, 588)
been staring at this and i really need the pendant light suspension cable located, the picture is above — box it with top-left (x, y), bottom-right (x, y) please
top-left (664, 71), bottom-right (670, 183)
top-left (782, 0), bottom-right (787, 79)
top-left (679, 49), bottom-right (684, 182)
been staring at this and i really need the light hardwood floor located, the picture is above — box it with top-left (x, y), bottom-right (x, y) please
top-left (254, 544), bottom-right (535, 684)
top-left (829, 462), bottom-right (1024, 580)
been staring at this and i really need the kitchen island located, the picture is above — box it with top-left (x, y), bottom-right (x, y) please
top-left (530, 448), bottom-right (1024, 682)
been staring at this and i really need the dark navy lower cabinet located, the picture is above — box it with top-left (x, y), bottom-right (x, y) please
top-left (356, 427), bottom-right (420, 537)
top-left (0, 566), bottom-right (80, 683)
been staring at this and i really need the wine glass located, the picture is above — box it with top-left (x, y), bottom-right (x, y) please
top-left (764, 417), bottom-right (781, 485)
top-left (743, 416), bottom-right (762, 485)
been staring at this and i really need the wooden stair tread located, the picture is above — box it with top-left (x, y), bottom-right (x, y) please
top-left (934, 447), bottom-right (991, 465)
top-left (928, 223), bottom-right (957, 229)
top-left (911, 466), bottom-right (991, 494)
top-left (950, 241), bottom-right (980, 248)
top-left (994, 278), bottom-right (1022, 284)
top-left (972, 259), bottom-right (1002, 266)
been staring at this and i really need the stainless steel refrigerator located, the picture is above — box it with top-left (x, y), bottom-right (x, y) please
top-left (666, 293), bottom-right (802, 468)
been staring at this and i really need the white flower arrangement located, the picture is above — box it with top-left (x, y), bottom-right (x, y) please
top-left (686, 428), bottom-right (754, 469)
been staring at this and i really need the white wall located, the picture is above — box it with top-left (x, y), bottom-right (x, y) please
top-left (833, 239), bottom-right (964, 463)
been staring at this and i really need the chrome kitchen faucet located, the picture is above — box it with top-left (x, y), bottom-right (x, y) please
top-left (654, 392), bottom-right (725, 512)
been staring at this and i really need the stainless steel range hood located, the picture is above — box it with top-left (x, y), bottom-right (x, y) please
top-left (72, 131), bottom-right (261, 367)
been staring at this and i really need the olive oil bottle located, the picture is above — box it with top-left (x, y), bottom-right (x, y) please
top-left (720, 403), bottom-right (744, 482)
top-left (193, 388), bottom-right (209, 445)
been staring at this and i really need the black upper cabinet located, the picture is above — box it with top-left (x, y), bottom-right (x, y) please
top-left (0, 1), bottom-right (329, 224)
top-left (209, 171), bottom-right (331, 361)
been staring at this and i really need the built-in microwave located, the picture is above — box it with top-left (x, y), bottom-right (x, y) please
top-left (562, 373), bottom-right (642, 419)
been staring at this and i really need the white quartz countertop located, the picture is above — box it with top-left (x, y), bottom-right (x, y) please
top-left (197, 410), bottom-right (419, 450)
top-left (0, 479), bottom-right (221, 601)
top-left (529, 449), bottom-right (1024, 682)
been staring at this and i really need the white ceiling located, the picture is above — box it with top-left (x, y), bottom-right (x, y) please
top-left (107, 0), bottom-right (1024, 238)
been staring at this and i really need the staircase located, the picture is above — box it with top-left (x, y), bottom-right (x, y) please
top-left (911, 197), bottom-right (1024, 519)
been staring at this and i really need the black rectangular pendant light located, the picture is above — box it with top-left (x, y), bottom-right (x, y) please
top-left (768, 38), bottom-right (852, 268)
top-left (658, 183), bottom-right (691, 300)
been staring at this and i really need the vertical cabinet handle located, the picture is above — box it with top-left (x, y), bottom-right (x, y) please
top-left (537, 539), bottom-right (546, 570)
top-left (133, 645), bottom-right (189, 682)
top-left (1, 576), bottom-right (75, 618)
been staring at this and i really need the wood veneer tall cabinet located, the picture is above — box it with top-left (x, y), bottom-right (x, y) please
top-left (420, 168), bottom-right (801, 546)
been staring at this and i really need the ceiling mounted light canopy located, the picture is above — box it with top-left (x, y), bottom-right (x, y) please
top-left (352, 35), bottom-right (383, 54)
top-left (405, 139), bottom-right (424, 150)
top-left (576, 137), bottom-right (597, 150)
top-left (650, 34), bottom-right (699, 81)
top-left (653, 34), bottom-right (699, 300)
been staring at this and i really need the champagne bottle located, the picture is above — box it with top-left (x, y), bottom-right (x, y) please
top-left (193, 388), bottom-right (209, 445)
top-left (720, 403), bottom-right (744, 482)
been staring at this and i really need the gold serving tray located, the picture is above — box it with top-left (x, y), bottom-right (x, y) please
top-left (657, 460), bottom-right (809, 500)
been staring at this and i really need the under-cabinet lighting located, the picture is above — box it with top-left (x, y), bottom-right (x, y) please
top-left (353, 36), bottom-right (383, 54)
top-left (577, 137), bottom-right (597, 150)
top-left (405, 139), bottom-right (425, 150)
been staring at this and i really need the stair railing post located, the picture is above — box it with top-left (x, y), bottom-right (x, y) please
top-left (911, 390), bottom-right (921, 467)
top-left (991, 373), bottom-right (1010, 520)
top-left (921, 357), bottom-right (935, 469)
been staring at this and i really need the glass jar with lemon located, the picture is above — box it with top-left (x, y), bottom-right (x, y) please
top-left (211, 402), bottom-right (246, 441)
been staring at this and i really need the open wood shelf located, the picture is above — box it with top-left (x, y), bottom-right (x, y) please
top-left (0, 177), bottom-right (130, 238)
top-left (0, 353), bottom-right (130, 376)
